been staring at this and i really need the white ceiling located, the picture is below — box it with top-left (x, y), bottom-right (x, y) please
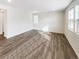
top-left (0, 0), bottom-right (72, 12)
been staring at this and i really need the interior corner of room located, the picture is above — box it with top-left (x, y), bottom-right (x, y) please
top-left (0, 0), bottom-right (79, 59)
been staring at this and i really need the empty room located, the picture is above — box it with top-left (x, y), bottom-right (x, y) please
top-left (0, 0), bottom-right (79, 59)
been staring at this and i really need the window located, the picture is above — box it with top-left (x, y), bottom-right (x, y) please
top-left (68, 8), bottom-right (74, 31)
top-left (75, 5), bottom-right (79, 32)
top-left (33, 15), bottom-right (38, 24)
top-left (68, 4), bottom-right (79, 33)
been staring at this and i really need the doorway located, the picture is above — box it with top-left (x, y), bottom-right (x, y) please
top-left (0, 9), bottom-right (7, 37)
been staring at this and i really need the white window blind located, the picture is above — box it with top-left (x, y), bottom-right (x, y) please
top-left (68, 8), bottom-right (74, 31)
top-left (75, 5), bottom-right (79, 32)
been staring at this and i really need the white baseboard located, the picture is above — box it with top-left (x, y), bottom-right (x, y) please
top-left (6, 29), bottom-right (33, 39)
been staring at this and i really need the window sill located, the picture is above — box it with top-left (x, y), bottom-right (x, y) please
top-left (75, 32), bottom-right (79, 36)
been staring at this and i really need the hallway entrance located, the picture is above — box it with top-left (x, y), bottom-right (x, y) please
top-left (0, 9), bottom-right (7, 37)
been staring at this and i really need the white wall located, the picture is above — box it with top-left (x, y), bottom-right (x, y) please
top-left (0, 4), bottom-right (33, 38)
top-left (34, 11), bottom-right (64, 33)
top-left (65, 0), bottom-right (79, 58)
top-left (7, 8), bottom-right (33, 38)
top-left (0, 12), bottom-right (3, 34)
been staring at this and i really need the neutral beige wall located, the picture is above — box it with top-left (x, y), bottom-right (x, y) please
top-left (65, 0), bottom-right (79, 58)
top-left (34, 11), bottom-right (65, 33)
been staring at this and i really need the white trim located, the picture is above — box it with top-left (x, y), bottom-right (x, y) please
top-left (6, 29), bottom-right (33, 39)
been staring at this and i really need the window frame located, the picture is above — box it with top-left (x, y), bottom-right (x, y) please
top-left (75, 4), bottom-right (79, 32)
top-left (68, 8), bottom-right (75, 32)
top-left (32, 14), bottom-right (39, 25)
top-left (68, 4), bottom-right (79, 33)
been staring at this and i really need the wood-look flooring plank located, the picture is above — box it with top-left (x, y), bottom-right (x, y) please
top-left (0, 30), bottom-right (78, 59)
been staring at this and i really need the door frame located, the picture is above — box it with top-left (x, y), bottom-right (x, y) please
top-left (0, 9), bottom-right (7, 37)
